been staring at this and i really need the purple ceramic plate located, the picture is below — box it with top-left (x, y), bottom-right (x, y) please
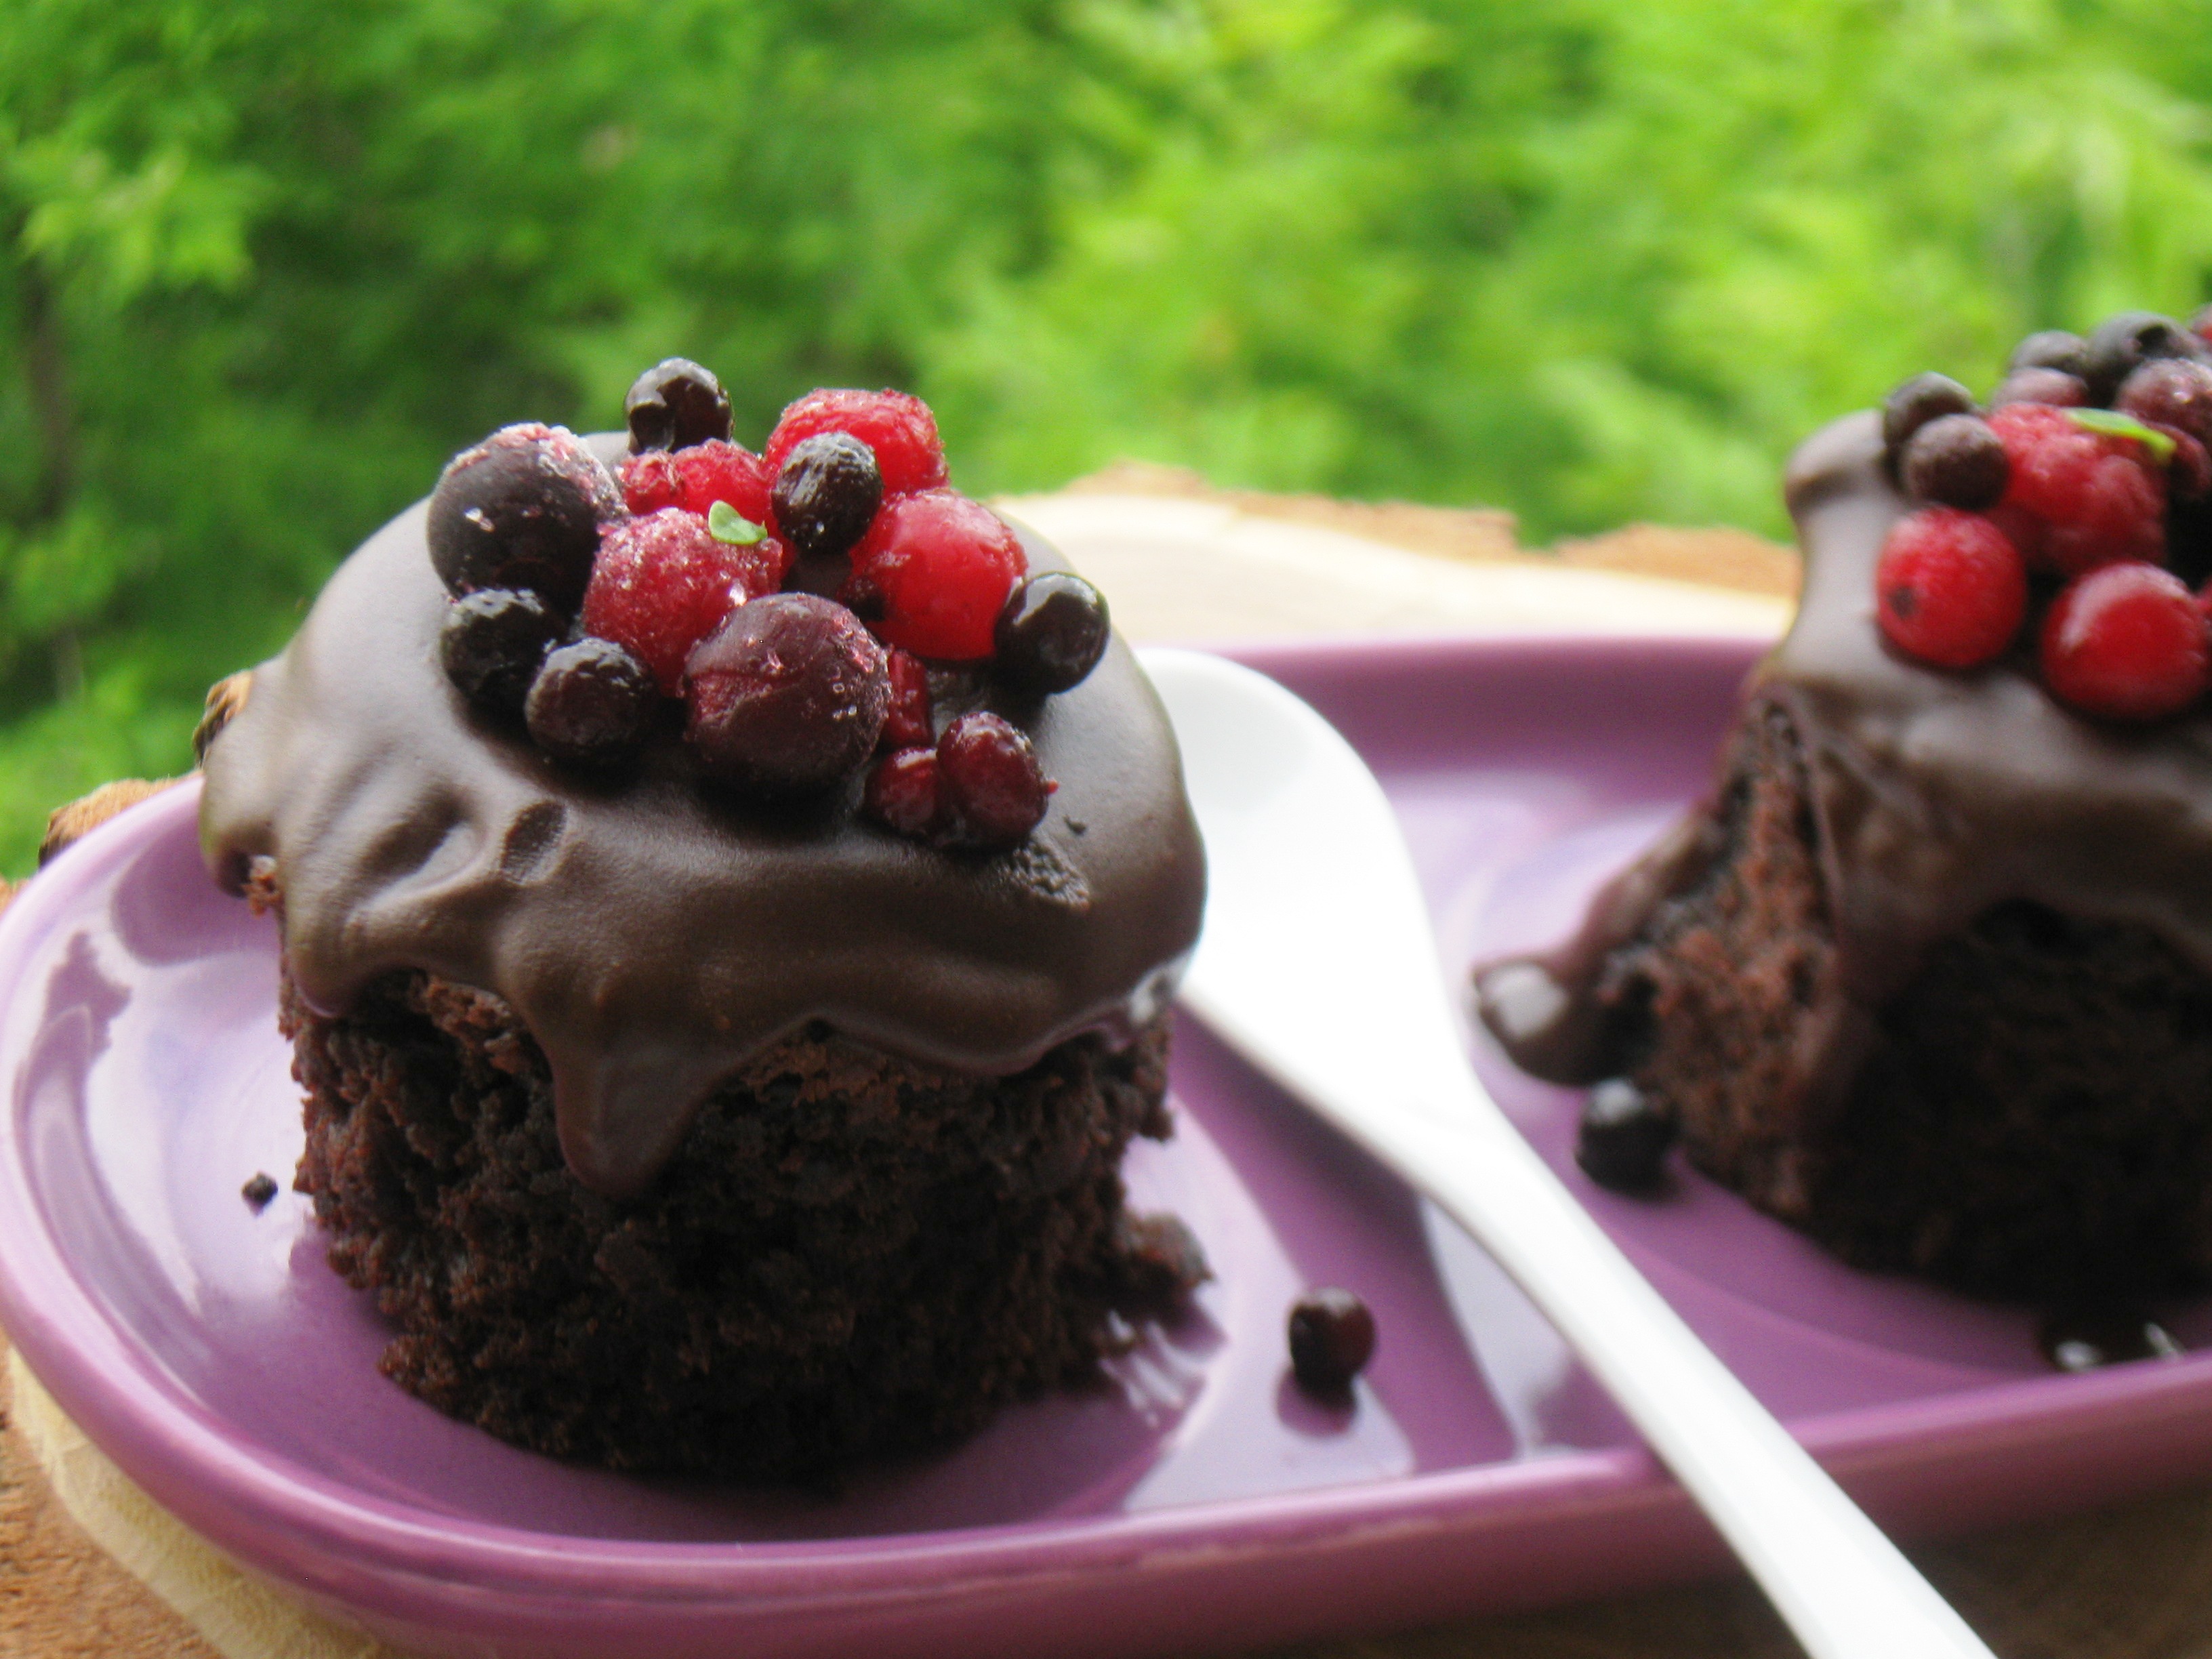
top-left (5, 634), bottom-right (2212, 1659)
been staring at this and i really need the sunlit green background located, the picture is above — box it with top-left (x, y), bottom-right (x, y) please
top-left (4, 0), bottom-right (2211, 871)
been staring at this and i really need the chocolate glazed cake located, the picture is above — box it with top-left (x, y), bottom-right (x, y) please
top-left (1480, 410), bottom-right (2212, 1304)
top-left (200, 413), bottom-right (1208, 1478)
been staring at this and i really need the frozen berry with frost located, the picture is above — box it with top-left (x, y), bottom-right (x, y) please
top-left (2009, 329), bottom-right (2090, 380)
top-left (583, 508), bottom-right (785, 696)
top-left (2084, 312), bottom-right (2205, 403)
top-left (881, 648), bottom-right (933, 750)
top-left (2118, 358), bottom-right (2212, 449)
top-left (619, 438), bottom-right (776, 529)
top-left (995, 572), bottom-right (1111, 693)
top-left (1881, 373), bottom-right (1974, 464)
top-left (1990, 367), bottom-right (2087, 409)
top-left (684, 593), bottom-right (890, 793)
top-left (1287, 1289), bottom-right (1375, 1397)
top-left (771, 431), bottom-right (884, 561)
top-left (1990, 403), bottom-right (2166, 573)
top-left (1902, 414), bottom-right (2008, 510)
top-left (440, 587), bottom-right (565, 713)
top-left (846, 490), bottom-right (1027, 660)
top-left (863, 746), bottom-right (940, 837)
top-left (937, 712), bottom-right (1053, 846)
top-left (624, 358), bottom-right (733, 453)
top-left (2041, 562), bottom-right (2211, 720)
top-left (765, 388), bottom-right (947, 499)
top-left (526, 638), bottom-right (658, 766)
top-left (427, 424), bottom-right (618, 613)
top-left (1875, 508), bottom-right (2027, 668)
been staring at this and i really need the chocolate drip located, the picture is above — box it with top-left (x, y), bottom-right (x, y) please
top-left (199, 448), bottom-right (1205, 1200)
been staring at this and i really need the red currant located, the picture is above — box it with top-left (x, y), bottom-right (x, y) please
top-left (881, 648), bottom-right (933, 750)
top-left (863, 747), bottom-right (941, 838)
top-left (2041, 562), bottom-right (2211, 720)
top-left (619, 440), bottom-right (775, 527)
top-left (845, 491), bottom-right (1027, 661)
top-left (1874, 508), bottom-right (2027, 668)
top-left (765, 389), bottom-right (947, 499)
top-left (1990, 403), bottom-right (2166, 574)
top-left (937, 712), bottom-right (1053, 847)
top-left (583, 509), bottom-right (785, 696)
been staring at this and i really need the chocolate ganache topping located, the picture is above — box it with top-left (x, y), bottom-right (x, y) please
top-left (200, 437), bottom-right (1205, 1200)
top-left (1481, 408), bottom-right (2212, 1109)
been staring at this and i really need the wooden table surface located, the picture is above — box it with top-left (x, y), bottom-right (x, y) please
top-left (7, 475), bottom-right (2212, 1658)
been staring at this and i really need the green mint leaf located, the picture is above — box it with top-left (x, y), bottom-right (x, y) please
top-left (2068, 407), bottom-right (2178, 463)
top-left (708, 499), bottom-right (767, 544)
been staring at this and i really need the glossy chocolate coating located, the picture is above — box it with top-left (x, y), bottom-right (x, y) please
top-left (1481, 410), bottom-right (2212, 1116)
top-left (200, 438), bottom-right (1205, 1199)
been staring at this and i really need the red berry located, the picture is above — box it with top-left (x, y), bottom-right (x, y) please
top-left (2041, 563), bottom-right (2211, 720)
top-left (863, 747), bottom-right (941, 837)
top-left (684, 593), bottom-right (890, 793)
top-left (882, 648), bottom-right (933, 749)
top-left (845, 491), bottom-right (1027, 661)
top-left (937, 712), bottom-right (1053, 847)
top-left (619, 439), bottom-right (775, 529)
top-left (583, 509), bottom-right (785, 696)
top-left (1989, 403), bottom-right (2165, 573)
top-left (765, 389), bottom-right (947, 499)
top-left (1874, 508), bottom-right (2028, 668)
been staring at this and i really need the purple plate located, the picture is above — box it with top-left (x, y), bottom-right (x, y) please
top-left (5, 634), bottom-right (2212, 1659)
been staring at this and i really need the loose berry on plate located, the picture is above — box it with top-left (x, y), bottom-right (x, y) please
top-left (1575, 1078), bottom-right (1678, 1193)
top-left (2084, 311), bottom-right (2205, 403)
top-left (846, 490), bottom-right (1027, 661)
top-left (2009, 329), bottom-right (2090, 379)
top-left (882, 648), bottom-right (933, 749)
top-left (241, 1172), bottom-right (279, 1211)
top-left (440, 587), bottom-right (565, 713)
top-left (619, 438), bottom-right (776, 528)
top-left (624, 358), bottom-right (733, 453)
top-left (863, 746), bottom-right (940, 836)
top-left (1990, 403), bottom-right (2165, 573)
top-left (1287, 1288), bottom-right (1375, 1397)
top-left (526, 638), bottom-right (658, 766)
top-left (583, 508), bottom-right (785, 696)
top-left (995, 572), bottom-right (1112, 693)
top-left (427, 424), bottom-right (617, 613)
top-left (1990, 367), bottom-right (2087, 410)
top-left (1901, 413), bottom-right (2008, 510)
top-left (1875, 508), bottom-right (2027, 668)
top-left (765, 388), bottom-right (947, 499)
top-left (771, 432), bottom-right (884, 561)
top-left (937, 712), bottom-right (1053, 846)
top-left (2118, 358), bottom-right (2212, 449)
top-left (684, 593), bottom-right (890, 793)
top-left (2041, 562), bottom-right (2212, 720)
top-left (1881, 372), bottom-right (1975, 463)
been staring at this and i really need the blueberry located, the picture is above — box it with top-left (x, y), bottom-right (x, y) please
top-left (440, 588), bottom-right (564, 713)
top-left (995, 573), bottom-right (1111, 693)
top-left (525, 638), bottom-right (658, 766)
top-left (771, 432), bottom-right (883, 561)
top-left (2008, 329), bottom-right (2089, 380)
top-left (427, 424), bottom-right (617, 614)
top-left (1902, 414), bottom-right (2009, 510)
top-left (624, 358), bottom-right (733, 453)
top-left (1880, 373), bottom-right (1975, 468)
top-left (1287, 1288), bottom-right (1376, 1397)
top-left (2117, 357), bottom-right (2212, 449)
top-left (1575, 1078), bottom-right (1677, 1193)
top-left (684, 593), bottom-right (890, 794)
top-left (2083, 312), bottom-right (2205, 405)
top-left (937, 712), bottom-right (1052, 847)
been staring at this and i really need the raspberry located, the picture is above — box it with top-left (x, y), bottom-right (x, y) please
top-left (1881, 373), bottom-right (1975, 467)
top-left (583, 509), bottom-right (785, 696)
top-left (618, 439), bottom-right (776, 529)
top-left (765, 389), bottom-right (947, 499)
top-left (439, 588), bottom-right (564, 714)
top-left (1875, 508), bottom-right (2027, 668)
top-left (684, 593), bottom-right (890, 793)
top-left (2009, 329), bottom-right (2089, 379)
top-left (1287, 1289), bottom-right (1375, 1397)
top-left (937, 712), bottom-right (1053, 846)
top-left (1990, 403), bottom-right (2165, 573)
top-left (1901, 414), bottom-right (2007, 510)
top-left (881, 648), bottom-right (933, 749)
top-left (2041, 562), bottom-right (2211, 720)
top-left (995, 572), bottom-right (1111, 693)
top-left (863, 746), bottom-right (940, 837)
top-left (525, 638), bottom-right (658, 767)
top-left (2118, 358), bottom-right (2212, 449)
top-left (624, 358), bottom-right (732, 453)
top-left (771, 431), bottom-right (883, 561)
top-left (1990, 367), bottom-right (2087, 410)
top-left (845, 491), bottom-right (1027, 660)
top-left (427, 424), bottom-right (619, 613)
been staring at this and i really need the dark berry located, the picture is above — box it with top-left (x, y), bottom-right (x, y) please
top-left (241, 1172), bottom-right (279, 1210)
top-left (882, 648), bottom-right (933, 749)
top-left (426, 424), bottom-right (617, 613)
top-left (937, 712), bottom-right (1054, 846)
top-left (2009, 329), bottom-right (2089, 379)
top-left (2169, 430), bottom-right (2212, 501)
top-left (2117, 358), bottom-right (2212, 449)
top-left (846, 490), bottom-right (1027, 660)
top-left (1114, 1212), bottom-right (1210, 1310)
top-left (863, 746), bottom-right (941, 837)
top-left (766, 388), bottom-right (947, 499)
top-left (583, 508), bottom-right (785, 696)
top-left (1991, 402), bottom-right (2166, 573)
top-left (440, 587), bottom-right (565, 713)
top-left (1901, 413), bottom-right (2008, 510)
top-left (526, 638), bottom-right (658, 766)
top-left (771, 431), bottom-right (884, 561)
top-left (2083, 311), bottom-right (2205, 403)
top-left (1875, 508), bottom-right (2028, 668)
top-left (1881, 372), bottom-right (1975, 464)
top-left (1574, 1079), bottom-right (1677, 1193)
top-left (619, 438), bottom-right (776, 529)
top-left (624, 358), bottom-right (733, 452)
top-left (2041, 562), bottom-right (2211, 720)
top-left (684, 593), bottom-right (890, 793)
top-left (1990, 368), bottom-right (2087, 410)
top-left (995, 572), bottom-right (1112, 693)
top-left (1287, 1288), bottom-right (1375, 1397)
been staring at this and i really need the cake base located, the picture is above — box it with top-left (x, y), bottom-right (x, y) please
top-left (285, 968), bottom-right (1199, 1479)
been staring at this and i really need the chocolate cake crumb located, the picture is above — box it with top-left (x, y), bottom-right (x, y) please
top-left (240, 1172), bottom-right (279, 1211)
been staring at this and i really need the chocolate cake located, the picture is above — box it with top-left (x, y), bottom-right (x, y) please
top-left (199, 368), bottom-right (1208, 1476)
top-left (1480, 319), bottom-right (2212, 1304)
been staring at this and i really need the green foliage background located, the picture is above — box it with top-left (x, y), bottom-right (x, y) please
top-left (5, 0), bottom-right (2212, 870)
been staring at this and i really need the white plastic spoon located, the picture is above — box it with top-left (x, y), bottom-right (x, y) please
top-left (1139, 646), bottom-right (1993, 1659)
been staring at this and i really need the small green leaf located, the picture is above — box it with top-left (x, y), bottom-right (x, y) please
top-left (708, 500), bottom-right (767, 544)
top-left (2068, 407), bottom-right (2178, 463)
